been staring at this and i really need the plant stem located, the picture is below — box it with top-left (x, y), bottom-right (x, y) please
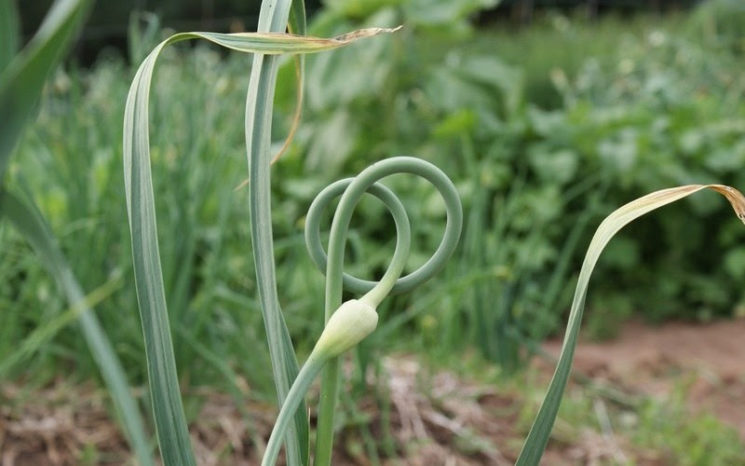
top-left (262, 355), bottom-right (325, 466)
top-left (314, 358), bottom-right (341, 466)
top-left (298, 157), bottom-right (464, 465)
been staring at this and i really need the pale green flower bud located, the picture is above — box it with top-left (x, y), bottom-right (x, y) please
top-left (313, 299), bottom-right (378, 358)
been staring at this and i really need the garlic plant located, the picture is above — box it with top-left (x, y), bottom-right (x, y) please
top-left (262, 156), bottom-right (463, 466)
top-left (122, 0), bottom-right (745, 464)
top-left (6, 0), bottom-right (745, 465)
top-left (121, 3), bottom-right (423, 463)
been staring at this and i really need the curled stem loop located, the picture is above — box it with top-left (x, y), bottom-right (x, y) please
top-left (312, 156), bottom-right (462, 466)
top-left (305, 156), bottom-right (464, 303)
top-left (262, 156), bottom-right (462, 466)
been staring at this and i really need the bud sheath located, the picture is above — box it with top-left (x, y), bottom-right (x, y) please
top-left (313, 300), bottom-right (378, 358)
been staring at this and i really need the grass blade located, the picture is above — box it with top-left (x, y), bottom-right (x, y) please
top-left (0, 271), bottom-right (121, 377)
top-left (123, 20), bottom-right (399, 465)
top-left (0, 189), bottom-right (153, 466)
top-left (0, 0), bottom-right (92, 179)
top-left (516, 184), bottom-right (745, 465)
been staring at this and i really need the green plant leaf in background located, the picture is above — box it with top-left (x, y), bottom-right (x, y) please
top-left (0, 189), bottom-right (153, 466)
top-left (0, 0), bottom-right (154, 464)
top-left (0, 0), bottom-right (92, 180)
top-left (0, 266), bottom-right (122, 377)
top-left (0, 0), bottom-right (20, 74)
top-left (123, 21), bottom-right (400, 465)
top-left (516, 183), bottom-right (745, 465)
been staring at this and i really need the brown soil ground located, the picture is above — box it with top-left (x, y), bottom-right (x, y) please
top-left (541, 318), bottom-right (745, 439)
top-left (2, 319), bottom-right (744, 465)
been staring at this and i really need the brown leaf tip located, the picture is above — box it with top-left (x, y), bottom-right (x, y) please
top-left (709, 184), bottom-right (745, 225)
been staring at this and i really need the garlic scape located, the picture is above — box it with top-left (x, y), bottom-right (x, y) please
top-left (261, 156), bottom-right (463, 466)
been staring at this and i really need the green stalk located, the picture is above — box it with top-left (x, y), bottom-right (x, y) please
top-left (306, 157), bottom-right (463, 465)
top-left (261, 355), bottom-right (324, 466)
top-left (313, 354), bottom-right (340, 466)
top-left (305, 178), bottom-right (408, 466)
top-left (314, 167), bottom-right (411, 466)
top-left (263, 157), bottom-right (461, 466)
top-left (123, 16), bottom-right (400, 465)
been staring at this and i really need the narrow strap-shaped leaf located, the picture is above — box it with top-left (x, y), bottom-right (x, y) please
top-left (516, 184), bottom-right (745, 465)
top-left (123, 23), bottom-right (399, 466)
top-left (0, 0), bottom-right (92, 179)
top-left (124, 37), bottom-right (198, 466)
top-left (143, 28), bottom-right (399, 56)
top-left (0, 0), bottom-right (20, 74)
top-left (246, 1), bottom-right (307, 464)
top-left (0, 189), bottom-right (153, 466)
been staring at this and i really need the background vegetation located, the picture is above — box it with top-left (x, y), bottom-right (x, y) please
top-left (2, 0), bottom-right (745, 462)
top-left (4, 0), bottom-right (745, 380)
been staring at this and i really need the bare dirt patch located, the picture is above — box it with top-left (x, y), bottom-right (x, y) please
top-left (542, 318), bottom-right (745, 439)
top-left (2, 318), bottom-right (744, 465)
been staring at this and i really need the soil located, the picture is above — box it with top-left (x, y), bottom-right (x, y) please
top-left (541, 318), bottom-right (745, 440)
top-left (2, 319), bottom-right (744, 465)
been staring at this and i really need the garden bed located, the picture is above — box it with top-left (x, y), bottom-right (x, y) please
top-left (3, 319), bottom-right (744, 465)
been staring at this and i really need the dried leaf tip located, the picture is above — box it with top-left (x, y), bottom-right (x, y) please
top-left (333, 26), bottom-right (403, 43)
top-left (708, 184), bottom-right (745, 224)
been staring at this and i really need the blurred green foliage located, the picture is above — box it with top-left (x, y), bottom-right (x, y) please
top-left (2, 0), bottom-right (745, 394)
top-left (277, 0), bottom-right (745, 364)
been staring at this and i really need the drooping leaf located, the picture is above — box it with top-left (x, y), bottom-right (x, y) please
top-left (123, 23), bottom-right (400, 466)
top-left (516, 184), bottom-right (745, 465)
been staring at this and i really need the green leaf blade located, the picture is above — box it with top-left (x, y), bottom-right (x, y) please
top-left (123, 20), bottom-right (401, 466)
top-left (0, 0), bottom-right (92, 179)
top-left (516, 184), bottom-right (745, 465)
top-left (245, 1), bottom-right (309, 463)
top-left (123, 40), bottom-right (198, 466)
top-left (0, 190), bottom-right (153, 466)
